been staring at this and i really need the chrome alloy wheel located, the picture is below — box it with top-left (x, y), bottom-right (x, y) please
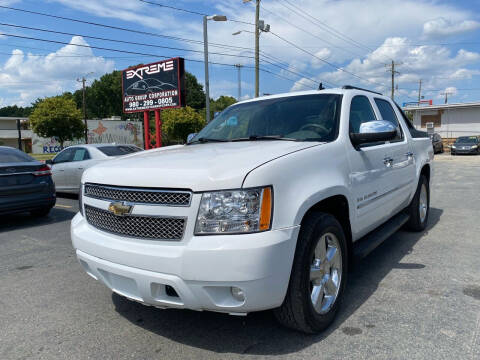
top-left (310, 232), bottom-right (342, 314)
top-left (419, 183), bottom-right (428, 223)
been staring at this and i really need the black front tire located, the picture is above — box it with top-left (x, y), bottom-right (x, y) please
top-left (274, 212), bottom-right (348, 333)
top-left (405, 175), bottom-right (429, 232)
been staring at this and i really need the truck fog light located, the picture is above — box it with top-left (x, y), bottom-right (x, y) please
top-left (231, 287), bottom-right (245, 302)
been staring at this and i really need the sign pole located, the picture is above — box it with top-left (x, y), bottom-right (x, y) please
top-left (155, 110), bottom-right (162, 148)
top-left (143, 111), bottom-right (150, 150)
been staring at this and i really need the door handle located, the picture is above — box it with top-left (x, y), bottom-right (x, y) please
top-left (78, 168), bottom-right (84, 170)
top-left (383, 157), bottom-right (394, 167)
top-left (405, 152), bottom-right (414, 159)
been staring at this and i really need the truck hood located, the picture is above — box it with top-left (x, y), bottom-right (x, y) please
top-left (83, 141), bottom-right (320, 191)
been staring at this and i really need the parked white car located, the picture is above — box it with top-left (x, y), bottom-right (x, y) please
top-left (71, 87), bottom-right (433, 333)
top-left (47, 144), bottom-right (142, 193)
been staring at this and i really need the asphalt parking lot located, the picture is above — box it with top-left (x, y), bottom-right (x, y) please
top-left (1, 154), bottom-right (479, 360)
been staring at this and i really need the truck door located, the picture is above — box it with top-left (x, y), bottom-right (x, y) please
top-left (50, 148), bottom-right (75, 190)
top-left (346, 95), bottom-right (392, 238)
top-left (372, 98), bottom-right (416, 216)
top-left (68, 147), bottom-right (92, 192)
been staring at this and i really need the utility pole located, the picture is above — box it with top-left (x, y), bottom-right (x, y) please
top-left (418, 79), bottom-right (422, 104)
top-left (77, 74), bottom-right (92, 144)
top-left (240, 0), bottom-right (269, 98)
top-left (16, 119), bottom-right (22, 151)
top-left (441, 90), bottom-right (454, 104)
top-left (385, 60), bottom-right (401, 100)
top-left (255, 0), bottom-right (260, 98)
top-left (235, 64), bottom-right (243, 101)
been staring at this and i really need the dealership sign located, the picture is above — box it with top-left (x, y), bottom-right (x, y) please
top-left (122, 57), bottom-right (185, 113)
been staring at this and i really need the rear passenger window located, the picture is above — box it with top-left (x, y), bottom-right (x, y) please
top-left (72, 148), bottom-right (89, 161)
top-left (349, 96), bottom-right (376, 133)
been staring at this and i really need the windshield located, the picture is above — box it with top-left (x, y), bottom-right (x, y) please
top-left (192, 94), bottom-right (342, 143)
top-left (98, 145), bottom-right (142, 156)
top-left (456, 136), bottom-right (478, 144)
top-left (0, 148), bottom-right (34, 163)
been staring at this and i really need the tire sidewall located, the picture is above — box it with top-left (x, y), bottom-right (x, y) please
top-left (300, 215), bottom-right (348, 331)
top-left (414, 175), bottom-right (430, 230)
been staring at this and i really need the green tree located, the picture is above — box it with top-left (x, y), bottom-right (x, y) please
top-left (212, 95), bottom-right (236, 113)
top-left (185, 72), bottom-right (206, 110)
top-left (73, 71), bottom-right (123, 119)
top-left (30, 96), bottom-right (85, 147)
top-left (0, 104), bottom-right (33, 117)
top-left (161, 106), bottom-right (205, 144)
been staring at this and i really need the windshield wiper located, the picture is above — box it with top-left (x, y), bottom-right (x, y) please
top-left (187, 137), bottom-right (231, 145)
top-left (231, 135), bottom-right (296, 142)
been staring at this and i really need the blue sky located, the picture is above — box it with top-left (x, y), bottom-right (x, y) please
top-left (1, 0), bottom-right (480, 108)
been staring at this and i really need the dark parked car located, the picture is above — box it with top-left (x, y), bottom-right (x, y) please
top-left (0, 146), bottom-right (56, 216)
top-left (430, 133), bottom-right (444, 154)
top-left (451, 136), bottom-right (480, 155)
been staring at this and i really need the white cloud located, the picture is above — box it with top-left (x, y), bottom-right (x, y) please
top-left (311, 48), bottom-right (332, 69)
top-left (0, 36), bottom-right (114, 106)
top-left (290, 36), bottom-right (480, 99)
top-left (423, 17), bottom-right (480, 39)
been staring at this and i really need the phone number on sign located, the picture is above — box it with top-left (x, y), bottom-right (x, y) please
top-left (127, 97), bottom-right (175, 108)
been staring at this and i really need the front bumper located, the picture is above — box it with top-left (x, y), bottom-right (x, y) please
top-left (71, 213), bottom-right (299, 313)
top-left (451, 147), bottom-right (479, 154)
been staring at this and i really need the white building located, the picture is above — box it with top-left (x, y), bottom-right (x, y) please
top-left (404, 102), bottom-right (480, 139)
top-left (0, 117), bottom-right (32, 151)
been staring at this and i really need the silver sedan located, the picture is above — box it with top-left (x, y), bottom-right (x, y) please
top-left (47, 144), bottom-right (142, 193)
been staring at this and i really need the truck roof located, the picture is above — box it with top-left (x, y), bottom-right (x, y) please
top-left (236, 86), bottom-right (388, 105)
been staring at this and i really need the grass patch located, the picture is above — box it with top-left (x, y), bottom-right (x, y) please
top-left (30, 153), bottom-right (55, 161)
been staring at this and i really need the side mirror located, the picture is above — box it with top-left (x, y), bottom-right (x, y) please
top-left (45, 159), bottom-right (53, 165)
top-left (350, 120), bottom-right (397, 147)
top-left (187, 133), bottom-right (198, 143)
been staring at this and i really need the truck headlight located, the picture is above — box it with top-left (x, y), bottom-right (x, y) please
top-left (451, 145), bottom-right (456, 149)
top-left (194, 187), bottom-right (272, 235)
top-left (472, 145), bottom-right (478, 149)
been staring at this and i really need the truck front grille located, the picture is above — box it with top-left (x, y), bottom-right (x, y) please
top-left (84, 183), bottom-right (191, 206)
top-left (85, 205), bottom-right (185, 240)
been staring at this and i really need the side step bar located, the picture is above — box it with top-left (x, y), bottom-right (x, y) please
top-left (353, 212), bottom-right (410, 261)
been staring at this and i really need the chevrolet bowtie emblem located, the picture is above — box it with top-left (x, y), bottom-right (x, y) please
top-left (108, 202), bottom-right (132, 216)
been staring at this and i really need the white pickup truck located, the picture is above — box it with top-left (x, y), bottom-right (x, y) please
top-left (71, 86), bottom-right (433, 333)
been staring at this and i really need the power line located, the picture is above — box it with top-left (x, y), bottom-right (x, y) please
top-left (0, 33), bottom-right (316, 89)
top-left (268, 31), bottom-right (388, 89)
top-left (260, 4), bottom-right (367, 61)
top-left (138, 0), bottom-right (255, 26)
top-left (0, 5), bottom-right (253, 53)
top-left (279, 0), bottom-right (373, 53)
top-left (0, 22), bottom-right (256, 60)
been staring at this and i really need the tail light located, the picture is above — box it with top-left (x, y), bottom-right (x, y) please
top-left (33, 165), bottom-right (52, 177)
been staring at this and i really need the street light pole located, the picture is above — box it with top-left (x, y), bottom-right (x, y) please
top-left (255, 0), bottom-right (260, 98)
top-left (203, 15), bottom-right (211, 123)
top-left (235, 64), bottom-right (243, 101)
top-left (203, 15), bottom-right (227, 123)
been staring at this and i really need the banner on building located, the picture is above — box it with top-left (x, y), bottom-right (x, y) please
top-left (32, 120), bottom-right (144, 154)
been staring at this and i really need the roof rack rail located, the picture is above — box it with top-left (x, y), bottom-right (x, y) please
top-left (342, 85), bottom-right (382, 95)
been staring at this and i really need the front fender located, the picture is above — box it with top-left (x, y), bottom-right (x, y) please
top-left (242, 141), bottom-right (353, 230)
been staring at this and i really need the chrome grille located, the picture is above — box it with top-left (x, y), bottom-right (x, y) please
top-left (85, 205), bottom-right (185, 240)
top-left (84, 183), bottom-right (191, 206)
